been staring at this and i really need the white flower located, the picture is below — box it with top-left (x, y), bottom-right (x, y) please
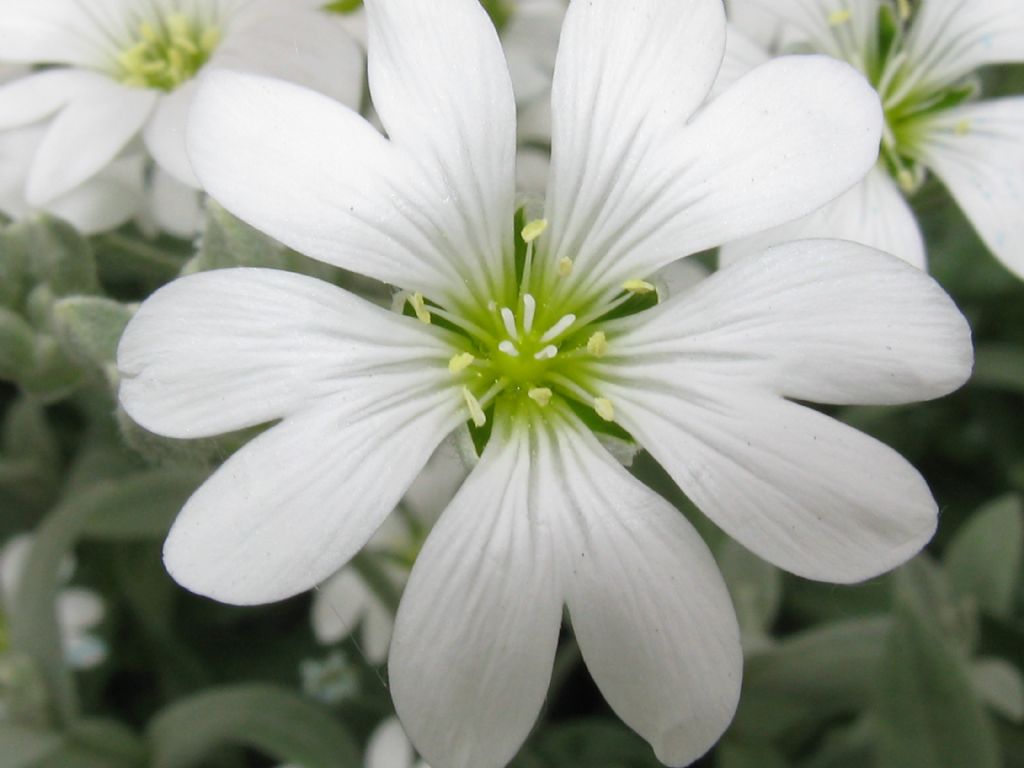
top-left (116, 0), bottom-right (972, 765)
top-left (0, 535), bottom-right (106, 670)
top-left (311, 439), bottom-right (468, 665)
top-left (721, 0), bottom-right (1024, 274)
top-left (365, 718), bottom-right (430, 768)
top-left (0, 0), bottom-right (363, 222)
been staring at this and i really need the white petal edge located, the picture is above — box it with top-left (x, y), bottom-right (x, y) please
top-left (390, 418), bottom-right (562, 768)
top-left (918, 97), bottom-right (1024, 280)
top-left (143, 83), bottom-right (200, 188)
top-left (118, 268), bottom-right (454, 439)
top-left (546, 415), bottom-right (741, 767)
top-left (0, 69), bottom-right (110, 130)
top-left (163, 384), bottom-right (462, 605)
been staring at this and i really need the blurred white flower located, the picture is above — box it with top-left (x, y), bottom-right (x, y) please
top-left (721, 0), bottom-right (1024, 274)
top-left (365, 718), bottom-right (430, 768)
top-left (116, 0), bottom-right (972, 765)
top-left (311, 439), bottom-right (468, 665)
top-left (0, 535), bottom-right (106, 670)
top-left (0, 0), bottom-right (363, 234)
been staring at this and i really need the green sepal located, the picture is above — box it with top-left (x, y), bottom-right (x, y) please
top-left (323, 0), bottom-right (363, 13)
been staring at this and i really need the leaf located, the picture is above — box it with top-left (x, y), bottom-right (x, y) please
top-left (972, 344), bottom-right (1024, 396)
top-left (147, 684), bottom-right (360, 768)
top-left (730, 617), bottom-right (889, 741)
top-left (0, 723), bottom-right (63, 767)
top-left (718, 742), bottom-right (791, 768)
top-left (970, 657), bottom-right (1024, 722)
top-left (9, 215), bottom-right (100, 297)
top-left (715, 538), bottom-right (782, 650)
top-left (77, 469), bottom-right (205, 540)
top-left (528, 719), bottom-right (662, 767)
top-left (53, 297), bottom-right (135, 372)
top-left (944, 494), bottom-right (1023, 618)
top-left (892, 555), bottom-right (977, 653)
top-left (875, 604), bottom-right (1001, 768)
top-left (0, 306), bottom-right (36, 378)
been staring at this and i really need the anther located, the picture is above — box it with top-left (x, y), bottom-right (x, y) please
top-left (500, 307), bottom-right (519, 339)
top-left (448, 352), bottom-right (475, 373)
top-left (557, 257), bottom-right (574, 277)
top-left (827, 9), bottom-right (852, 26)
top-left (528, 387), bottom-right (553, 407)
top-left (498, 340), bottom-right (520, 357)
top-left (954, 119), bottom-right (971, 136)
top-left (623, 279), bottom-right (655, 295)
top-left (462, 387), bottom-right (487, 427)
top-left (587, 332), bottom-right (608, 357)
top-left (540, 313), bottom-right (576, 343)
top-left (409, 293), bottom-right (432, 324)
top-left (897, 0), bottom-right (911, 20)
top-left (594, 398), bottom-right (615, 422)
top-left (521, 218), bottom-right (548, 243)
top-left (534, 345), bottom-right (558, 361)
top-left (522, 294), bottom-right (536, 334)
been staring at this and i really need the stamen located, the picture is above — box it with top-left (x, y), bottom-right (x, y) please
top-left (557, 257), bottom-right (574, 277)
top-left (462, 387), bottom-right (487, 427)
top-left (409, 293), bottom-right (431, 324)
top-left (587, 331), bottom-right (608, 357)
top-left (521, 218), bottom-right (548, 243)
top-left (954, 119), bottom-right (971, 136)
top-left (622, 279), bottom-right (655, 295)
top-left (540, 313), bottom-right (576, 343)
top-left (498, 340), bottom-right (520, 357)
top-left (522, 294), bottom-right (536, 334)
top-left (534, 345), bottom-right (558, 361)
top-left (500, 307), bottom-right (519, 340)
top-left (896, 0), bottom-right (911, 20)
top-left (448, 352), bottom-right (475, 373)
top-left (896, 168), bottom-right (916, 193)
top-left (827, 9), bottom-right (852, 26)
top-left (594, 397), bottom-right (615, 422)
top-left (528, 387), bottom-right (553, 407)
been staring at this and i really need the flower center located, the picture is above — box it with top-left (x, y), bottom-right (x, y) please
top-left (829, 2), bottom-right (976, 193)
top-left (116, 13), bottom-right (221, 91)
top-left (404, 216), bottom-right (656, 449)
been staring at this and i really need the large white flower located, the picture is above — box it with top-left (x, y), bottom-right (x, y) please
top-left (117, 0), bottom-right (973, 765)
top-left (721, 0), bottom-right (1024, 274)
top-left (0, 0), bottom-right (363, 219)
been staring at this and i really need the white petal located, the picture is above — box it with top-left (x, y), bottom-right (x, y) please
top-left (211, 0), bottom-right (364, 110)
top-left (186, 70), bottom-right (490, 304)
top-left (364, 0), bottom-right (516, 303)
top-left (26, 80), bottom-right (155, 205)
top-left (612, 240), bottom-right (971, 406)
top-left (546, 55), bottom-right (882, 299)
top-left (549, 418), bottom-right (741, 767)
top-left (47, 154), bottom-right (146, 234)
top-left (0, 69), bottom-right (107, 130)
top-left (502, 0), bottom-right (564, 106)
top-left (904, 0), bottom-right (1024, 91)
top-left (0, 0), bottom-right (120, 66)
top-left (541, 0), bottom-right (725, 288)
top-left (366, 718), bottom-right (416, 768)
top-left (710, 23), bottom-right (770, 101)
top-left (719, 167), bottom-right (927, 269)
top-left (390, 421), bottom-right (562, 768)
top-left (402, 436), bottom-right (469, 523)
top-left (0, 533), bottom-right (33, 606)
top-left (118, 268), bottom-right (454, 439)
top-left (57, 587), bottom-right (105, 633)
top-left (163, 384), bottom-right (462, 604)
top-left (918, 98), bottom-right (1024, 280)
top-left (606, 383), bottom-right (940, 583)
top-left (144, 83), bottom-right (200, 188)
top-left (726, 0), bottom-right (880, 62)
top-left (147, 167), bottom-right (203, 238)
top-left (360, 595), bottom-right (395, 665)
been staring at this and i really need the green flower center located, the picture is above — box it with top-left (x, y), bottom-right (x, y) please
top-left (405, 213), bottom-right (655, 454)
top-left (117, 14), bottom-right (221, 91)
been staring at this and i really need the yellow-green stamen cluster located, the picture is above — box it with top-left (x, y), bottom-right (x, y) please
top-left (117, 14), bottom-right (221, 91)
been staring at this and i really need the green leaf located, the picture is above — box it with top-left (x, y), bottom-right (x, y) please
top-left (972, 344), bottom-right (1024, 395)
top-left (0, 723), bottom-right (62, 767)
top-left (875, 604), bottom-right (1001, 768)
top-left (731, 617), bottom-right (889, 741)
top-left (718, 742), bottom-right (791, 768)
top-left (715, 539), bottom-right (781, 650)
top-left (77, 468), bottom-right (206, 540)
top-left (528, 719), bottom-right (662, 767)
top-left (944, 494), bottom-right (1023, 618)
top-left (9, 215), bottom-right (100, 297)
top-left (0, 306), bottom-right (36, 378)
top-left (53, 297), bottom-right (135, 373)
top-left (147, 684), bottom-right (360, 768)
top-left (892, 555), bottom-right (977, 653)
top-left (970, 657), bottom-right (1024, 722)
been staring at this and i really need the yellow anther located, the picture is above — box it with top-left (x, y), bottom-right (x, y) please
top-left (462, 387), bottom-right (487, 427)
top-left (521, 218), bottom-right (548, 243)
top-left (528, 387), bottom-right (553, 407)
top-left (200, 27), bottom-right (222, 53)
top-left (167, 14), bottom-right (192, 38)
top-left (827, 9), bottom-right (852, 26)
top-left (587, 331), bottom-right (608, 357)
top-left (954, 119), bottom-right (971, 136)
top-left (897, 0), bottom-right (911, 20)
top-left (622, 279), bottom-right (655, 295)
top-left (140, 22), bottom-right (160, 43)
top-left (448, 352), bottom-right (475, 373)
top-left (594, 398), bottom-right (615, 422)
top-left (409, 292), bottom-right (432, 324)
top-left (896, 168), bottom-right (916, 193)
top-left (557, 257), bottom-right (574, 277)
